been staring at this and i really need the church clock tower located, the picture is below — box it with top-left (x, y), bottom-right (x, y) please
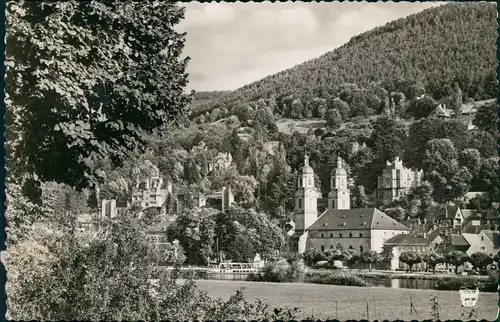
top-left (328, 156), bottom-right (350, 210)
top-left (294, 155), bottom-right (320, 233)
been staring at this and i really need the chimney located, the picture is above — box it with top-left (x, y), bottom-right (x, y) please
top-left (110, 199), bottom-right (117, 218)
top-left (101, 199), bottom-right (117, 219)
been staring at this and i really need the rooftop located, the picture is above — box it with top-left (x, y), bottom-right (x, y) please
top-left (450, 234), bottom-right (469, 247)
top-left (427, 204), bottom-right (460, 220)
top-left (307, 208), bottom-right (410, 231)
top-left (482, 230), bottom-right (499, 248)
top-left (384, 230), bottom-right (430, 246)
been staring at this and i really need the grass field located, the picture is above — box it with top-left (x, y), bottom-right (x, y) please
top-left (193, 279), bottom-right (498, 320)
top-left (276, 118), bottom-right (325, 134)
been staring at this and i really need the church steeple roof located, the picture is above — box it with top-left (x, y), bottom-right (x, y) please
top-left (333, 156), bottom-right (347, 176)
top-left (301, 154), bottom-right (314, 175)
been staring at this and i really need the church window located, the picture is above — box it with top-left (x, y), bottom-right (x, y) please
top-left (321, 245), bottom-right (325, 251)
top-left (321, 233), bottom-right (324, 238)
top-left (308, 177), bottom-right (312, 186)
top-left (330, 233), bottom-right (333, 238)
top-left (339, 233), bottom-right (343, 238)
top-left (349, 233), bottom-right (352, 238)
top-left (349, 245), bottom-right (353, 250)
top-left (299, 198), bottom-right (302, 208)
top-left (360, 246), bottom-right (363, 252)
top-left (330, 245), bottom-right (333, 249)
top-left (359, 233), bottom-right (363, 238)
top-left (481, 236), bottom-right (484, 241)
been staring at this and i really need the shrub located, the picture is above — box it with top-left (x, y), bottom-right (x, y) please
top-left (308, 272), bottom-right (371, 287)
top-left (5, 219), bottom-right (303, 320)
top-left (248, 258), bottom-right (305, 283)
top-left (434, 277), bottom-right (487, 291)
top-left (480, 271), bottom-right (499, 292)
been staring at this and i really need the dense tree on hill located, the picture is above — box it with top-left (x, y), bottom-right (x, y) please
top-left (190, 3), bottom-right (496, 121)
top-left (407, 96), bottom-right (438, 119)
top-left (407, 182), bottom-right (433, 220)
top-left (422, 139), bottom-right (462, 202)
top-left (352, 185), bottom-right (368, 208)
top-left (215, 207), bottom-right (285, 260)
top-left (459, 149), bottom-right (482, 177)
top-left (406, 118), bottom-right (468, 170)
top-left (365, 117), bottom-right (407, 192)
top-left (167, 208), bottom-right (218, 265)
top-left (476, 158), bottom-right (499, 196)
top-left (325, 109), bottom-right (342, 130)
top-left (468, 130), bottom-right (497, 158)
top-left (452, 83), bottom-right (463, 118)
top-left (473, 101), bottom-right (498, 136)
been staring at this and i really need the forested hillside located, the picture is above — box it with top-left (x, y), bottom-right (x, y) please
top-left (64, 1), bottom-right (498, 233)
top-left (191, 2), bottom-right (497, 120)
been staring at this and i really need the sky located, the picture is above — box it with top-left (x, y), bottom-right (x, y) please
top-left (177, 2), bottom-right (444, 92)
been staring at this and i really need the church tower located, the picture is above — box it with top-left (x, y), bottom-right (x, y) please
top-left (328, 156), bottom-right (350, 210)
top-left (294, 155), bottom-right (320, 233)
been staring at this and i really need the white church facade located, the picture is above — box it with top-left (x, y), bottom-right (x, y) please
top-left (290, 155), bottom-right (410, 254)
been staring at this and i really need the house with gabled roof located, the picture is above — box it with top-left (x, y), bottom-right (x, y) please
top-left (383, 230), bottom-right (432, 271)
top-left (436, 234), bottom-right (470, 254)
top-left (290, 155), bottom-right (410, 254)
top-left (483, 203), bottom-right (499, 230)
top-left (306, 208), bottom-right (410, 253)
top-left (427, 203), bottom-right (464, 232)
top-left (208, 152), bottom-right (233, 172)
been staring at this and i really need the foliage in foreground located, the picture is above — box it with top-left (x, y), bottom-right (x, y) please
top-left (4, 219), bottom-right (302, 320)
top-left (6, 1), bottom-right (191, 190)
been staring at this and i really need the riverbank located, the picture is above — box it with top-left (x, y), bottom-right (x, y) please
top-left (306, 268), bottom-right (492, 281)
top-left (191, 279), bottom-right (497, 320)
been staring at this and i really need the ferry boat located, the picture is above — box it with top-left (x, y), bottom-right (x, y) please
top-left (206, 237), bottom-right (265, 274)
top-left (206, 260), bottom-right (261, 274)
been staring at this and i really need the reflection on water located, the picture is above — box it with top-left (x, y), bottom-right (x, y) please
top-left (370, 277), bottom-right (436, 290)
top-left (194, 271), bottom-right (437, 290)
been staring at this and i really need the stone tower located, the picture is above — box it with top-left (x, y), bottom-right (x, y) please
top-left (294, 155), bottom-right (320, 233)
top-left (328, 156), bottom-right (350, 210)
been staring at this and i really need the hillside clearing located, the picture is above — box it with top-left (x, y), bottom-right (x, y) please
top-left (276, 118), bottom-right (325, 134)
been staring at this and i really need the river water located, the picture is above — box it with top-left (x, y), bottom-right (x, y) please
top-left (191, 272), bottom-right (438, 290)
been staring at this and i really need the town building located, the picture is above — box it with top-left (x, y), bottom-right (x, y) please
top-left (436, 234), bottom-right (470, 254)
top-left (175, 187), bottom-right (234, 214)
top-left (427, 203), bottom-right (464, 233)
top-left (376, 157), bottom-right (423, 204)
top-left (306, 208), bottom-right (410, 254)
top-left (483, 203), bottom-right (499, 230)
top-left (208, 152), bottom-right (233, 172)
top-left (383, 230), bottom-right (432, 271)
top-left (433, 104), bottom-right (452, 118)
top-left (146, 215), bottom-right (177, 253)
top-left (290, 155), bottom-right (410, 254)
top-left (462, 230), bottom-right (499, 257)
top-left (131, 161), bottom-right (172, 209)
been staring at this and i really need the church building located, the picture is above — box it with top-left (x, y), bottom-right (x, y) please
top-left (291, 155), bottom-right (410, 254)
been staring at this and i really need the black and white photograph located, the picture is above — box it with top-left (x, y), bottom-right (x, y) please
top-left (3, 1), bottom-right (499, 320)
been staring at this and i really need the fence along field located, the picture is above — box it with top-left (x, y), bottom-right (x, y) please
top-left (192, 279), bottom-right (498, 321)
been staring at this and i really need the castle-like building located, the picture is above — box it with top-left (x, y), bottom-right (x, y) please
top-left (131, 161), bottom-right (172, 209)
top-left (291, 155), bottom-right (409, 254)
top-left (376, 157), bottom-right (423, 204)
top-left (209, 152), bottom-right (233, 173)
